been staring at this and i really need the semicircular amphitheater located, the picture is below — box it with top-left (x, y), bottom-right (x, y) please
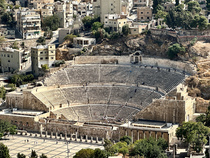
top-left (37, 64), bottom-right (187, 123)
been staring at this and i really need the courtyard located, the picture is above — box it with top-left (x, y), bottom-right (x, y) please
top-left (1, 134), bottom-right (104, 158)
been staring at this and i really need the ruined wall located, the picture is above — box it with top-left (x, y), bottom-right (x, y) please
top-left (74, 56), bottom-right (130, 65)
top-left (6, 90), bottom-right (49, 111)
top-left (0, 114), bottom-right (39, 132)
top-left (195, 98), bottom-right (209, 113)
top-left (135, 99), bottom-right (186, 124)
top-left (74, 56), bottom-right (195, 75)
top-left (22, 91), bottom-right (49, 111)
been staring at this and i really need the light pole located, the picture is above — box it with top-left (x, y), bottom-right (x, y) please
top-left (66, 140), bottom-right (70, 158)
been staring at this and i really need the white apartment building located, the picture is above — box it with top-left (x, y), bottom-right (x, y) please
top-left (17, 9), bottom-right (41, 39)
top-left (104, 14), bottom-right (129, 32)
top-left (93, 0), bottom-right (125, 23)
top-left (0, 48), bottom-right (30, 73)
top-left (31, 44), bottom-right (56, 76)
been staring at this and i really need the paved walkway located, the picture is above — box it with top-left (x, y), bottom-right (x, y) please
top-left (1, 135), bottom-right (104, 158)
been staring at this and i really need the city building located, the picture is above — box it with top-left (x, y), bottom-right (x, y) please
top-left (0, 47), bottom-right (30, 73)
top-left (31, 44), bottom-right (56, 76)
top-left (17, 9), bottom-right (41, 39)
top-left (104, 14), bottom-right (129, 32)
top-left (129, 24), bottom-right (147, 35)
top-left (73, 37), bottom-right (96, 48)
top-left (133, 0), bottom-right (149, 8)
top-left (59, 28), bottom-right (72, 44)
top-left (93, 0), bottom-right (125, 23)
top-left (137, 7), bottom-right (152, 21)
top-left (0, 25), bottom-right (15, 39)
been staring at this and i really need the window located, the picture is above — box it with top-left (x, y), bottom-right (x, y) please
top-left (40, 57), bottom-right (43, 60)
top-left (51, 57), bottom-right (54, 59)
top-left (105, 16), bottom-right (108, 19)
top-left (8, 60), bottom-right (10, 62)
top-left (40, 52), bottom-right (43, 54)
top-left (45, 57), bottom-right (48, 59)
top-left (141, 12), bottom-right (143, 14)
top-left (51, 51), bottom-right (54, 53)
top-left (11, 55), bottom-right (13, 58)
top-left (134, 29), bottom-right (136, 31)
top-left (4, 54), bottom-right (5, 57)
top-left (141, 17), bottom-right (143, 19)
top-left (147, 12), bottom-right (149, 14)
top-left (7, 54), bottom-right (10, 57)
top-left (147, 17), bottom-right (149, 19)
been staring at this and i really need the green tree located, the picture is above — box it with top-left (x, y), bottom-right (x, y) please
top-left (11, 41), bottom-right (19, 49)
top-left (167, 43), bottom-right (185, 59)
top-left (196, 106), bottom-right (210, 126)
top-left (191, 15), bottom-right (208, 30)
top-left (41, 64), bottom-right (49, 70)
top-left (82, 16), bottom-right (100, 30)
top-left (176, 121), bottom-right (210, 153)
top-left (122, 24), bottom-right (130, 36)
top-left (1, 12), bottom-right (15, 27)
top-left (207, 0), bottom-right (210, 10)
top-left (187, 1), bottom-right (201, 14)
top-left (119, 147), bottom-right (128, 158)
top-left (110, 142), bottom-right (127, 154)
top-left (152, 0), bottom-right (162, 13)
top-left (39, 153), bottom-right (47, 158)
top-left (0, 143), bottom-right (10, 158)
top-left (92, 148), bottom-right (107, 158)
top-left (0, 0), bottom-right (6, 12)
top-left (0, 87), bottom-right (6, 100)
top-left (17, 153), bottom-right (26, 158)
top-left (155, 10), bottom-right (167, 20)
top-left (120, 136), bottom-right (132, 145)
top-left (64, 34), bottom-right (77, 43)
top-left (103, 139), bottom-right (113, 153)
top-left (73, 148), bottom-right (94, 158)
top-left (129, 137), bottom-right (167, 158)
top-left (0, 120), bottom-right (17, 138)
top-left (42, 15), bottom-right (59, 31)
top-left (36, 36), bottom-right (46, 45)
top-left (44, 27), bottom-right (53, 39)
top-left (92, 22), bottom-right (103, 31)
top-left (30, 150), bottom-right (38, 158)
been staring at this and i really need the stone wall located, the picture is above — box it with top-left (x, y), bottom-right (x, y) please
top-left (6, 90), bottom-right (49, 111)
top-left (0, 114), bottom-right (39, 132)
top-left (74, 56), bottom-right (130, 65)
top-left (135, 99), bottom-right (186, 124)
top-left (74, 56), bottom-right (195, 75)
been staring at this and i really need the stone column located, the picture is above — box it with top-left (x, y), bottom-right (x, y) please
top-left (143, 131), bottom-right (145, 139)
top-left (70, 134), bottom-right (72, 141)
top-left (75, 133), bottom-right (77, 141)
top-left (60, 134), bottom-right (62, 139)
top-left (80, 136), bottom-right (82, 142)
top-left (149, 131), bottom-right (151, 137)
top-left (96, 137), bottom-right (98, 143)
top-left (91, 136), bottom-right (93, 143)
top-left (102, 138), bottom-right (104, 144)
top-left (45, 131), bottom-right (48, 138)
top-left (137, 131), bottom-right (139, 140)
top-left (65, 132), bottom-right (67, 140)
top-left (40, 124), bottom-right (43, 138)
top-left (55, 132), bottom-right (58, 139)
top-left (125, 130), bottom-right (128, 136)
top-left (85, 135), bottom-right (88, 142)
top-left (155, 132), bottom-right (157, 141)
top-left (50, 132), bottom-right (53, 138)
top-left (131, 130), bottom-right (133, 143)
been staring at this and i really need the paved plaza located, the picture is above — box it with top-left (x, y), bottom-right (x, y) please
top-left (1, 135), bottom-right (104, 158)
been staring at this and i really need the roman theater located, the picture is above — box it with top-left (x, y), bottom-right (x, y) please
top-left (1, 54), bottom-right (197, 145)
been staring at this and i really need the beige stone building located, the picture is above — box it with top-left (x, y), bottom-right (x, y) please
top-left (17, 9), bottom-right (41, 39)
top-left (137, 7), bottom-right (152, 21)
top-left (129, 24), bottom-right (147, 35)
top-left (0, 48), bottom-right (30, 72)
top-left (31, 44), bottom-right (56, 76)
top-left (73, 37), bottom-right (96, 48)
top-left (104, 14), bottom-right (129, 32)
top-left (133, 0), bottom-right (150, 8)
top-left (93, 0), bottom-right (125, 23)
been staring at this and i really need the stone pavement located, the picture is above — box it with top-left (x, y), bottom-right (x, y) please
top-left (0, 135), bottom-right (104, 158)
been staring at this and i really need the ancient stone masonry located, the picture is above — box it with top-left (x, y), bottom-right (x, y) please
top-left (4, 56), bottom-right (196, 143)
